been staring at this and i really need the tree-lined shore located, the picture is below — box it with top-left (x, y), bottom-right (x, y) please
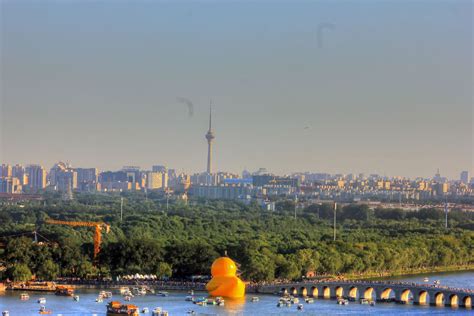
top-left (1, 192), bottom-right (473, 283)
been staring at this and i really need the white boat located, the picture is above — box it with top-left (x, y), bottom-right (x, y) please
top-left (37, 298), bottom-right (46, 304)
top-left (2, 311), bottom-right (9, 316)
top-left (95, 296), bottom-right (103, 303)
top-left (124, 295), bottom-right (132, 301)
top-left (297, 304), bottom-right (304, 310)
top-left (157, 291), bottom-right (169, 297)
top-left (423, 277), bottom-right (429, 282)
top-left (185, 295), bottom-right (194, 302)
top-left (20, 293), bottom-right (29, 300)
top-left (151, 307), bottom-right (162, 316)
top-left (119, 287), bottom-right (129, 294)
top-left (142, 307), bottom-right (149, 313)
top-left (251, 296), bottom-right (259, 302)
top-left (73, 295), bottom-right (80, 302)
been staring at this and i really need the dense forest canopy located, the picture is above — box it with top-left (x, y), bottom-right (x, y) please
top-left (1, 192), bottom-right (473, 282)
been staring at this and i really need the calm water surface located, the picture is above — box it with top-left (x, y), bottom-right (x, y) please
top-left (1, 271), bottom-right (473, 316)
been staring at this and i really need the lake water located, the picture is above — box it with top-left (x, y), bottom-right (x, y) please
top-left (1, 271), bottom-right (473, 315)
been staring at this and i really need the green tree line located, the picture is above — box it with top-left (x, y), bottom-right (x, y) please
top-left (0, 193), bottom-right (473, 282)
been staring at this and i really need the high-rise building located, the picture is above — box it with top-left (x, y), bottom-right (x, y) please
top-left (50, 162), bottom-right (77, 192)
top-left (0, 164), bottom-right (12, 178)
top-left (205, 102), bottom-right (215, 173)
top-left (146, 171), bottom-right (168, 190)
top-left (27, 165), bottom-right (47, 192)
top-left (12, 164), bottom-right (28, 186)
top-left (76, 168), bottom-right (99, 191)
top-left (460, 171), bottom-right (469, 184)
top-left (0, 177), bottom-right (22, 193)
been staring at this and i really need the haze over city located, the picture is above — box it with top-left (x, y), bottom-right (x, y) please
top-left (1, 1), bottom-right (472, 178)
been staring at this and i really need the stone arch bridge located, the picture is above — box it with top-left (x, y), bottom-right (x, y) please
top-left (253, 280), bottom-right (473, 308)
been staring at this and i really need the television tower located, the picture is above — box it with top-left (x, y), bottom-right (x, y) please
top-left (205, 100), bottom-right (215, 173)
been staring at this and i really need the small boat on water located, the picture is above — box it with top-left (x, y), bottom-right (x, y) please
top-left (106, 301), bottom-right (139, 316)
top-left (297, 304), bottom-right (304, 310)
top-left (251, 296), bottom-right (259, 302)
top-left (304, 298), bottom-right (314, 304)
top-left (2, 311), bottom-right (10, 316)
top-left (119, 287), bottom-right (130, 295)
top-left (434, 280), bottom-right (441, 285)
top-left (96, 296), bottom-right (104, 303)
top-left (20, 293), bottom-right (29, 300)
top-left (73, 295), bottom-right (80, 302)
top-left (55, 286), bottom-right (74, 297)
top-left (151, 307), bottom-right (162, 316)
top-left (39, 306), bottom-right (52, 315)
top-left (124, 295), bottom-right (132, 301)
top-left (193, 298), bottom-right (208, 306)
top-left (37, 298), bottom-right (46, 304)
top-left (291, 297), bottom-right (299, 304)
top-left (423, 277), bottom-right (429, 282)
top-left (157, 291), bottom-right (169, 297)
top-left (337, 298), bottom-right (349, 305)
top-left (141, 307), bottom-right (149, 313)
top-left (215, 297), bottom-right (225, 306)
top-left (185, 295), bottom-right (195, 302)
top-left (360, 298), bottom-right (372, 305)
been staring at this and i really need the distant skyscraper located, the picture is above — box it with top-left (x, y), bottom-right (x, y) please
top-left (0, 164), bottom-right (12, 178)
top-left (205, 102), bottom-right (215, 174)
top-left (460, 171), bottom-right (469, 184)
top-left (27, 165), bottom-right (47, 192)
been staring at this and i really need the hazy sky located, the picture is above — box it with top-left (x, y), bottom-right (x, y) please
top-left (1, 0), bottom-right (472, 179)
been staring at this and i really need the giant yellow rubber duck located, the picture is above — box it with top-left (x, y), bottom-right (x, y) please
top-left (206, 256), bottom-right (245, 298)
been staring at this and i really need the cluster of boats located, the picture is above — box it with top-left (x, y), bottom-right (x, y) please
top-left (276, 296), bottom-right (306, 310)
top-left (96, 291), bottom-right (113, 302)
top-left (191, 296), bottom-right (225, 307)
top-left (17, 293), bottom-right (54, 314)
top-left (119, 286), bottom-right (158, 301)
top-left (106, 301), bottom-right (168, 316)
top-left (336, 297), bottom-right (375, 306)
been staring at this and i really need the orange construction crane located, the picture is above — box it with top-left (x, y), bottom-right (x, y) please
top-left (45, 219), bottom-right (110, 259)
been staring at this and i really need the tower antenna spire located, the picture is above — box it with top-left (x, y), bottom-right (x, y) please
top-left (205, 99), bottom-right (215, 174)
top-left (209, 99), bottom-right (213, 131)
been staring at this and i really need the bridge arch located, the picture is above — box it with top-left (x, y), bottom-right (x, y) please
top-left (348, 286), bottom-right (358, 299)
top-left (322, 286), bottom-right (331, 299)
top-left (417, 290), bottom-right (429, 305)
top-left (310, 286), bottom-right (318, 298)
top-left (364, 287), bottom-right (375, 300)
top-left (335, 286), bottom-right (343, 298)
top-left (299, 287), bottom-right (307, 297)
top-left (290, 287), bottom-right (297, 296)
top-left (400, 289), bottom-right (413, 304)
top-left (462, 296), bottom-right (471, 308)
top-left (379, 288), bottom-right (393, 301)
top-left (433, 292), bottom-right (444, 306)
top-left (448, 294), bottom-right (458, 307)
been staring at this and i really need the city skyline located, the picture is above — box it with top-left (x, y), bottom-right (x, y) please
top-left (1, 1), bottom-right (472, 179)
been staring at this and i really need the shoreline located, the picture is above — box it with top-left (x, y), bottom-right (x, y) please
top-left (4, 266), bottom-right (473, 293)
